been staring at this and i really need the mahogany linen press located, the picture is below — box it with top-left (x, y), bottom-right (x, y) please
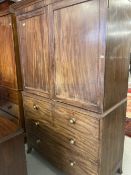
top-left (11, 0), bottom-right (131, 174)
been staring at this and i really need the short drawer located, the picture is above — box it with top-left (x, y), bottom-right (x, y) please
top-left (54, 104), bottom-right (99, 139)
top-left (23, 95), bottom-right (53, 127)
top-left (27, 129), bottom-right (98, 175)
top-left (0, 101), bottom-right (19, 118)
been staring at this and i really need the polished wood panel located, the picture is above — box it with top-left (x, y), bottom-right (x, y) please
top-left (0, 14), bottom-right (17, 89)
top-left (0, 117), bottom-right (27, 175)
top-left (99, 103), bottom-right (126, 175)
top-left (53, 1), bottom-right (101, 111)
top-left (0, 3), bottom-right (24, 128)
top-left (0, 116), bottom-right (17, 138)
top-left (104, 0), bottom-right (130, 111)
top-left (17, 7), bottom-right (50, 98)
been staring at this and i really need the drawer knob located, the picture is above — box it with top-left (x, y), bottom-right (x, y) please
top-left (33, 105), bottom-right (39, 110)
top-left (69, 139), bottom-right (75, 145)
top-left (36, 139), bottom-right (41, 144)
top-left (35, 121), bottom-right (39, 126)
top-left (70, 161), bottom-right (76, 167)
top-left (69, 118), bottom-right (76, 124)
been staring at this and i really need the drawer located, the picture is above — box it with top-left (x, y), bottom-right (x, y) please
top-left (23, 95), bottom-right (53, 127)
top-left (0, 101), bottom-right (19, 118)
top-left (0, 87), bottom-right (19, 104)
top-left (28, 128), bottom-right (98, 175)
top-left (26, 119), bottom-right (99, 163)
top-left (54, 104), bottom-right (99, 140)
top-left (0, 110), bottom-right (19, 125)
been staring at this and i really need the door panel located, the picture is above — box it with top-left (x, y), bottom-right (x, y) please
top-left (18, 8), bottom-right (50, 97)
top-left (0, 15), bottom-right (17, 88)
top-left (53, 0), bottom-right (100, 111)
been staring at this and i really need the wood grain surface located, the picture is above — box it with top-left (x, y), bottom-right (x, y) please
top-left (0, 4), bottom-right (25, 128)
top-left (10, 0), bottom-right (130, 175)
top-left (18, 7), bottom-right (50, 98)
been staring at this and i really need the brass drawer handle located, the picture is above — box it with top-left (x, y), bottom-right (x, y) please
top-left (69, 118), bottom-right (76, 124)
top-left (36, 139), bottom-right (41, 144)
top-left (70, 161), bottom-right (76, 167)
top-left (33, 104), bottom-right (39, 110)
top-left (35, 121), bottom-right (39, 126)
top-left (69, 139), bottom-right (75, 145)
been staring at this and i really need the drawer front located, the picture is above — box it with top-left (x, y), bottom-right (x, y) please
top-left (0, 101), bottom-right (19, 118)
top-left (23, 95), bottom-right (53, 127)
top-left (54, 104), bottom-right (99, 139)
top-left (0, 87), bottom-right (19, 104)
top-left (27, 125), bottom-right (98, 175)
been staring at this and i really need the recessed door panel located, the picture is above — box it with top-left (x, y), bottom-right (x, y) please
top-left (18, 9), bottom-right (50, 97)
top-left (54, 0), bottom-right (100, 111)
top-left (0, 15), bottom-right (17, 88)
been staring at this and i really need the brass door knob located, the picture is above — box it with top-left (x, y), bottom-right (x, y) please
top-left (69, 139), bottom-right (75, 145)
top-left (36, 139), bottom-right (41, 144)
top-left (70, 161), bottom-right (76, 167)
top-left (69, 118), bottom-right (76, 124)
top-left (35, 121), bottom-right (39, 126)
top-left (33, 104), bottom-right (39, 110)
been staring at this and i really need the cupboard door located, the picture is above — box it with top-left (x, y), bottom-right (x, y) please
top-left (0, 15), bottom-right (17, 89)
top-left (17, 8), bottom-right (50, 98)
top-left (53, 0), bottom-right (102, 112)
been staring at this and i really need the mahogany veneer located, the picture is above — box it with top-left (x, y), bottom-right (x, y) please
top-left (0, 1), bottom-right (24, 128)
top-left (10, 0), bottom-right (131, 175)
top-left (0, 116), bottom-right (27, 175)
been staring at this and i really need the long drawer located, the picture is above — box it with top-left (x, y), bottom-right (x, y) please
top-left (23, 95), bottom-right (53, 127)
top-left (27, 122), bottom-right (99, 175)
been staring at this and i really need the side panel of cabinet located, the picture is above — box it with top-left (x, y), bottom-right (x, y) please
top-left (17, 8), bottom-right (50, 98)
top-left (0, 14), bottom-right (17, 89)
top-left (104, 0), bottom-right (130, 111)
top-left (52, 0), bottom-right (105, 112)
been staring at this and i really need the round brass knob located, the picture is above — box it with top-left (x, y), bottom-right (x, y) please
top-left (35, 121), bottom-right (39, 126)
top-left (69, 139), bottom-right (75, 145)
top-left (70, 161), bottom-right (76, 167)
top-left (36, 139), bottom-right (41, 144)
top-left (33, 105), bottom-right (39, 110)
top-left (23, 23), bottom-right (25, 26)
top-left (69, 118), bottom-right (76, 124)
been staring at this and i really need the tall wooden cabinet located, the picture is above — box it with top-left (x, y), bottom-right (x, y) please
top-left (11, 0), bottom-right (131, 175)
top-left (0, 2), bottom-right (24, 128)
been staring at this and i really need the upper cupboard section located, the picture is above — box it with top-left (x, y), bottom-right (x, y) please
top-left (16, 0), bottom-right (106, 113)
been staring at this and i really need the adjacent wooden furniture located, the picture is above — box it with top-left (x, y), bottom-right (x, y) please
top-left (11, 0), bottom-right (131, 175)
top-left (0, 116), bottom-right (27, 175)
top-left (0, 1), bottom-right (24, 128)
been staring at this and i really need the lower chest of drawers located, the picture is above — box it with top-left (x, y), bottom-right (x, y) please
top-left (23, 94), bottom-right (100, 175)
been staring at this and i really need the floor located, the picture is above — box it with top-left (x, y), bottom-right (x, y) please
top-left (26, 136), bottom-right (131, 175)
